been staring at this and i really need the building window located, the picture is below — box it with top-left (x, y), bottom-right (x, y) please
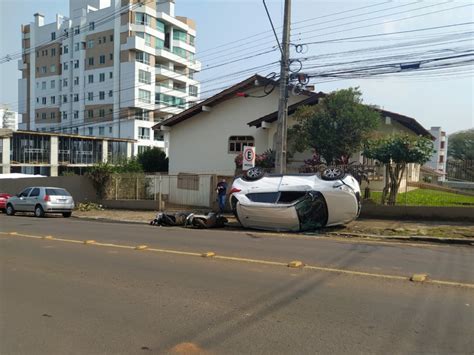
top-left (73, 94), bottom-right (79, 102)
top-left (50, 80), bottom-right (55, 89)
top-left (50, 64), bottom-right (56, 73)
top-left (89, 22), bottom-right (95, 31)
top-left (99, 109), bottom-right (105, 118)
top-left (99, 91), bottom-right (105, 100)
top-left (50, 112), bottom-right (56, 119)
top-left (88, 127), bottom-right (94, 135)
top-left (63, 45), bottom-right (68, 54)
top-left (88, 57), bottom-right (94, 66)
top-left (41, 112), bottom-right (46, 120)
top-left (156, 20), bottom-right (165, 32)
top-left (88, 74), bottom-right (94, 83)
top-left (62, 111), bottom-right (67, 120)
top-left (145, 33), bottom-right (152, 47)
top-left (99, 73), bottom-right (105, 82)
top-left (109, 53), bottom-right (113, 60)
top-left (138, 69), bottom-right (151, 84)
top-left (42, 97), bottom-right (47, 104)
top-left (88, 92), bottom-right (94, 101)
top-left (173, 30), bottom-right (187, 42)
top-left (99, 55), bottom-right (105, 64)
top-left (135, 51), bottom-right (149, 65)
top-left (138, 89), bottom-right (151, 103)
top-left (109, 72), bottom-right (113, 79)
top-left (138, 127), bottom-right (150, 140)
top-left (64, 62), bottom-right (69, 70)
top-left (88, 110), bottom-right (94, 119)
top-left (74, 77), bottom-right (79, 85)
top-left (87, 40), bottom-right (94, 48)
top-left (189, 85), bottom-right (198, 97)
top-left (42, 81), bottom-right (46, 90)
top-left (50, 96), bottom-right (55, 104)
top-left (228, 136), bottom-right (254, 153)
top-left (74, 110), bottom-right (79, 119)
top-left (154, 133), bottom-right (164, 141)
top-left (51, 48), bottom-right (56, 56)
top-left (74, 26), bottom-right (80, 35)
top-left (41, 66), bottom-right (47, 73)
top-left (439, 155), bottom-right (444, 163)
top-left (99, 126), bottom-right (105, 135)
top-left (440, 141), bottom-right (445, 149)
top-left (74, 60), bottom-right (79, 68)
top-left (63, 78), bottom-right (68, 87)
top-left (110, 34), bottom-right (114, 42)
top-left (51, 32), bottom-right (56, 40)
top-left (108, 90), bottom-right (113, 97)
top-left (135, 12), bottom-right (150, 26)
top-left (63, 95), bottom-right (68, 103)
top-left (74, 43), bottom-right (80, 51)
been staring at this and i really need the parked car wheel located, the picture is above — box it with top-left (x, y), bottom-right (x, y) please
top-left (6, 204), bottom-right (15, 216)
top-left (244, 167), bottom-right (265, 181)
top-left (34, 205), bottom-right (45, 218)
top-left (62, 212), bottom-right (72, 218)
top-left (321, 167), bottom-right (345, 181)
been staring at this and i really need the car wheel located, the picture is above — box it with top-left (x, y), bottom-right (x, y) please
top-left (62, 212), bottom-right (72, 218)
top-left (34, 205), bottom-right (45, 218)
top-left (6, 204), bottom-right (15, 216)
top-left (244, 167), bottom-right (265, 181)
top-left (321, 166), bottom-right (345, 181)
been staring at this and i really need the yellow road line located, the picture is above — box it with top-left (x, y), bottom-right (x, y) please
top-left (2, 231), bottom-right (474, 289)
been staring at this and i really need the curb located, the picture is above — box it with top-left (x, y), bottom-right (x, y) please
top-left (72, 215), bottom-right (147, 225)
top-left (327, 231), bottom-right (474, 246)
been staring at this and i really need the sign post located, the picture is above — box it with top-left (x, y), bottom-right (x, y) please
top-left (242, 146), bottom-right (256, 171)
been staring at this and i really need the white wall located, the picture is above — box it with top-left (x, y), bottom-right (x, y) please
top-left (167, 86), bottom-right (308, 175)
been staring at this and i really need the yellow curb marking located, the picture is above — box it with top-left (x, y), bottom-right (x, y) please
top-left (2, 231), bottom-right (473, 289)
top-left (288, 260), bottom-right (304, 268)
top-left (411, 273), bottom-right (428, 282)
top-left (9, 232), bottom-right (18, 235)
top-left (201, 252), bottom-right (215, 258)
top-left (83, 240), bottom-right (96, 245)
top-left (135, 245), bottom-right (148, 250)
top-left (43, 236), bottom-right (54, 240)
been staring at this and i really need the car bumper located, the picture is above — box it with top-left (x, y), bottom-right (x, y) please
top-left (44, 202), bottom-right (74, 212)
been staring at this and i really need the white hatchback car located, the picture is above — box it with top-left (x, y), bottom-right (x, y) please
top-left (230, 167), bottom-right (361, 232)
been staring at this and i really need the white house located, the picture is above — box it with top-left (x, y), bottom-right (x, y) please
top-left (154, 74), bottom-right (433, 187)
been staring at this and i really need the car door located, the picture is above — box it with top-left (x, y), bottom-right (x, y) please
top-left (26, 187), bottom-right (41, 212)
top-left (14, 188), bottom-right (32, 211)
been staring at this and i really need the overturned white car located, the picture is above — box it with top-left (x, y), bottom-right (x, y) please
top-left (230, 167), bottom-right (361, 232)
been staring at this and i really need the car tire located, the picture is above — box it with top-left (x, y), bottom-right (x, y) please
top-left (62, 212), bottom-right (72, 218)
top-left (6, 204), bottom-right (15, 216)
top-left (34, 205), bottom-right (45, 218)
top-left (321, 166), bottom-right (345, 181)
top-left (243, 167), bottom-right (265, 181)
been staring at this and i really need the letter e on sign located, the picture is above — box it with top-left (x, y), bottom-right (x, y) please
top-left (242, 146), bottom-right (256, 170)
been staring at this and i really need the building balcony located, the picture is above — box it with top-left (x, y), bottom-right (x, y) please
top-left (18, 59), bottom-right (27, 70)
top-left (155, 84), bottom-right (188, 98)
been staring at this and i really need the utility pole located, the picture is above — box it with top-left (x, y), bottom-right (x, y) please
top-left (275, 0), bottom-right (291, 174)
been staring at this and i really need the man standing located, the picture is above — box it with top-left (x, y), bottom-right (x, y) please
top-left (216, 179), bottom-right (228, 214)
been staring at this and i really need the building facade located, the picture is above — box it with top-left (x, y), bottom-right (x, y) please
top-left (0, 107), bottom-right (19, 131)
top-left (18, 0), bottom-right (200, 156)
top-left (1, 129), bottom-right (134, 176)
top-left (425, 126), bottom-right (448, 181)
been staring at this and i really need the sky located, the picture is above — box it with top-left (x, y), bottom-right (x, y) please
top-left (1, 0), bottom-right (473, 134)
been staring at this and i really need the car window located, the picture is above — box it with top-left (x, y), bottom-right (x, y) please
top-left (46, 188), bottom-right (71, 196)
top-left (246, 192), bottom-right (279, 203)
top-left (19, 188), bottom-right (32, 197)
top-left (277, 191), bottom-right (307, 204)
top-left (295, 191), bottom-right (328, 231)
top-left (29, 188), bottom-right (40, 197)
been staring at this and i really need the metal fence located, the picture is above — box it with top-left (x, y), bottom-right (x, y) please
top-left (105, 174), bottom-right (218, 208)
top-left (447, 160), bottom-right (474, 182)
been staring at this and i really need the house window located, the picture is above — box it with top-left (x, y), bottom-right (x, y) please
top-left (74, 43), bottom-right (80, 51)
top-left (89, 22), bottom-right (95, 31)
top-left (88, 127), bottom-right (94, 135)
top-left (50, 64), bottom-right (56, 73)
top-left (74, 77), bottom-right (79, 85)
top-left (51, 48), bottom-right (56, 56)
top-left (63, 95), bottom-right (68, 103)
top-left (74, 110), bottom-right (79, 119)
top-left (99, 109), bottom-right (105, 117)
top-left (110, 34), bottom-right (114, 42)
top-left (138, 127), bottom-right (150, 139)
top-left (50, 80), bottom-right (55, 89)
top-left (99, 91), bottom-right (105, 100)
top-left (138, 69), bottom-right (151, 84)
top-left (50, 96), bottom-right (55, 104)
top-left (63, 78), bottom-right (68, 87)
top-left (42, 97), bottom-right (46, 104)
top-left (74, 26), bottom-right (80, 35)
top-left (87, 40), bottom-right (94, 48)
top-left (41, 66), bottom-right (47, 73)
top-left (88, 74), bottom-right (94, 83)
top-left (138, 89), bottom-right (151, 103)
top-left (87, 110), bottom-right (94, 118)
top-left (88, 92), bottom-right (94, 101)
top-left (73, 94), bottom-right (79, 102)
top-left (99, 55), bottom-right (105, 64)
top-left (63, 62), bottom-right (68, 70)
top-left (109, 126), bottom-right (113, 133)
top-left (177, 174), bottom-right (199, 191)
top-left (228, 136), bottom-right (254, 153)
top-left (51, 32), bottom-right (56, 40)
top-left (99, 73), bottom-right (105, 82)
top-left (99, 126), bottom-right (105, 135)
top-left (74, 60), bottom-right (79, 68)
top-left (439, 155), bottom-right (444, 163)
top-left (63, 45), bottom-right (68, 54)
top-left (108, 90), bottom-right (113, 97)
top-left (189, 85), bottom-right (198, 97)
top-left (88, 57), bottom-right (94, 66)
top-left (440, 141), bottom-right (445, 149)
top-left (42, 81), bottom-right (46, 89)
top-left (50, 112), bottom-right (56, 119)
top-left (41, 112), bottom-right (46, 120)
top-left (109, 72), bottom-right (113, 79)
top-left (62, 111), bottom-right (67, 120)
top-left (109, 53), bottom-right (113, 60)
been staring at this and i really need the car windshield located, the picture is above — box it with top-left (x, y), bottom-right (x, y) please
top-left (46, 188), bottom-right (71, 196)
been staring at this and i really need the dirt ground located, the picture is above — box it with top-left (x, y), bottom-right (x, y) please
top-left (73, 209), bottom-right (474, 239)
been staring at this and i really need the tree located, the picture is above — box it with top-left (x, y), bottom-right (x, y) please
top-left (448, 128), bottom-right (474, 161)
top-left (363, 134), bottom-right (434, 205)
top-left (289, 87), bottom-right (380, 164)
top-left (86, 162), bottom-right (115, 199)
top-left (137, 148), bottom-right (169, 173)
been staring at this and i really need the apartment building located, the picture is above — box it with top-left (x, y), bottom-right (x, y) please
top-left (18, 0), bottom-right (200, 155)
top-left (425, 126), bottom-right (448, 181)
top-left (0, 107), bottom-right (19, 130)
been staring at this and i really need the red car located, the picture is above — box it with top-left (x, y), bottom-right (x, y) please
top-left (0, 193), bottom-right (12, 212)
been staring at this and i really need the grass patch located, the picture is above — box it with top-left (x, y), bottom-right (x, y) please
top-left (369, 188), bottom-right (474, 206)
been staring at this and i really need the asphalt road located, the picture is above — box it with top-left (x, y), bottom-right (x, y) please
top-left (1, 214), bottom-right (473, 354)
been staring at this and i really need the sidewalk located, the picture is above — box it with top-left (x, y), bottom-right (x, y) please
top-left (73, 209), bottom-right (474, 244)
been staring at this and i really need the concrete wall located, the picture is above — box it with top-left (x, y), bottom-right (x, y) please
top-left (0, 176), bottom-right (97, 203)
top-left (360, 203), bottom-right (474, 222)
top-left (100, 199), bottom-right (159, 210)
